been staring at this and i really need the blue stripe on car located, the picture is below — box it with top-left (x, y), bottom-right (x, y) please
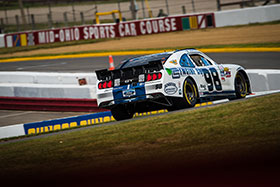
top-left (203, 90), bottom-right (235, 95)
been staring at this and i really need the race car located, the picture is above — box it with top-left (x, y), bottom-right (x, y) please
top-left (95, 49), bottom-right (251, 121)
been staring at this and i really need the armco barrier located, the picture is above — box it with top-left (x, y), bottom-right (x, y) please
top-left (1, 13), bottom-right (215, 48)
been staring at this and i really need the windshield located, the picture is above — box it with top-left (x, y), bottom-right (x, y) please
top-left (117, 53), bottom-right (172, 69)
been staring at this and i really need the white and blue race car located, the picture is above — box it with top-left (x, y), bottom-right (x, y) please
top-left (95, 49), bottom-right (251, 120)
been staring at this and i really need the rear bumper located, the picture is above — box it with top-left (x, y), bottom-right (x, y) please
top-left (99, 92), bottom-right (166, 108)
top-left (97, 81), bottom-right (165, 108)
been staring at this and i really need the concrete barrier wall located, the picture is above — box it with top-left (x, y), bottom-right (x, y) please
top-left (247, 69), bottom-right (280, 92)
top-left (0, 72), bottom-right (97, 99)
top-left (215, 4), bottom-right (280, 27)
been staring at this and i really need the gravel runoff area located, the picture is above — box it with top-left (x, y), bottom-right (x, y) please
top-left (1, 23), bottom-right (280, 58)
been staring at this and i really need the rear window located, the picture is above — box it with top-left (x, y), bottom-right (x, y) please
top-left (117, 53), bottom-right (172, 69)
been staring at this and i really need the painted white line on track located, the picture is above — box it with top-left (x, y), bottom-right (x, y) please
top-left (16, 62), bottom-right (68, 70)
top-left (0, 111), bottom-right (33, 119)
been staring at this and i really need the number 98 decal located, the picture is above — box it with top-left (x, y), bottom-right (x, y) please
top-left (202, 68), bottom-right (222, 91)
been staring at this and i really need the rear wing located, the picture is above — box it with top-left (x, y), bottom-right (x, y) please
top-left (95, 60), bottom-right (164, 81)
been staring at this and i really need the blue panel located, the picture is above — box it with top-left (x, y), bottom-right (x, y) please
top-left (113, 83), bottom-right (146, 104)
top-left (13, 35), bottom-right (21, 47)
top-left (23, 111), bottom-right (112, 135)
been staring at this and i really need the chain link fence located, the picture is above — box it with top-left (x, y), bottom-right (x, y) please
top-left (0, 0), bottom-right (279, 33)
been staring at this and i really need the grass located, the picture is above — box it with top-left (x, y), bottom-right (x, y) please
top-left (0, 93), bottom-right (280, 184)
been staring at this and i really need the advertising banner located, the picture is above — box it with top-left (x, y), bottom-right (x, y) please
top-left (3, 13), bottom-right (215, 48)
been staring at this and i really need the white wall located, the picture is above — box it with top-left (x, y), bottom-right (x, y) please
top-left (0, 72), bottom-right (97, 99)
top-left (215, 4), bottom-right (280, 27)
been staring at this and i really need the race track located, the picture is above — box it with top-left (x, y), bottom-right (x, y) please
top-left (1, 52), bottom-right (280, 72)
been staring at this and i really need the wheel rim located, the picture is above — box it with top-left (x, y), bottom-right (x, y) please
top-left (236, 74), bottom-right (247, 97)
top-left (184, 82), bottom-right (196, 105)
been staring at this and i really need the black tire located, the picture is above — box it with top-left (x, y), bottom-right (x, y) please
top-left (234, 72), bottom-right (248, 99)
top-left (183, 78), bottom-right (198, 107)
top-left (111, 105), bottom-right (134, 121)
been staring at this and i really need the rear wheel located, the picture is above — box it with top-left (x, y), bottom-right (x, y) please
top-left (183, 78), bottom-right (198, 107)
top-left (234, 72), bottom-right (248, 99)
top-left (111, 105), bottom-right (134, 121)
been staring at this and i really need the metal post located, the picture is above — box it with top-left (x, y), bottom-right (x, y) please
top-left (47, 13), bottom-right (52, 28)
top-left (63, 12), bottom-right (68, 26)
top-left (72, 2), bottom-right (76, 22)
top-left (141, 0), bottom-right (146, 18)
top-left (48, 0), bottom-right (53, 26)
top-left (15, 15), bottom-right (20, 32)
top-left (182, 6), bottom-right (186, 14)
top-left (80, 12), bottom-right (84, 25)
top-left (26, 6), bottom-right (31, 24)
top-left (217, 0), bottom-right (221, 11)
top-left (191, 0), bottom-right (196, 13)
top-left (117, 0), bottom-right (121, 12)
top-left (0, 18), bottom-right (4, 27)
top-left (165, 0), bottom-right (169, 15)
top-left (31, 14), bottom-right (35, 30)
top-left (4, 6), bottom-right (8, 24)
top-left (18, 0), bottom-right (27, 29)
top-left (130, 0), bottom-right (137, 20)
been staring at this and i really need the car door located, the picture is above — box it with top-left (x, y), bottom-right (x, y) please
top-left (189, 53), bottom-right (223, 93)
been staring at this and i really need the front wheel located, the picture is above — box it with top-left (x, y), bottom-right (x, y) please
top-left (111, 105), bottom-right (134, 121)
top-left (234, 72), bottom-right (248, 99)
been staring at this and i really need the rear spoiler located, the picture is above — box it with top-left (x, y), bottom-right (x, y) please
top-left (95, 60), bottom-right (163, 81)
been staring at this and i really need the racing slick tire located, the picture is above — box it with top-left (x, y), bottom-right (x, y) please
top-left (168, 78), bottom-right (198, 111)
top-left (183, 78), bottom-right (198, 107)
top-left (111, 105), bottom-right (134, 121)
top-left (233, 71), bottom-right (248, 99)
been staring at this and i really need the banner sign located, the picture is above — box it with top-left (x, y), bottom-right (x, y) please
top-left (3, 13), bottom-right (215, 48)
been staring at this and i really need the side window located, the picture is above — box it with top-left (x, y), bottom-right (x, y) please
top-left (201, 56), bottom-right (212, 66)
top-left (190, 55), bottom-right (212, 66)
top-left (179, 54), bottom-right (195, 68)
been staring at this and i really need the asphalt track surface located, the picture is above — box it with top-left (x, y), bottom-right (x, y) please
top-left (1, 52), bottom-right (280, 72)
top-left (0, 52), bottom-right (279, 127)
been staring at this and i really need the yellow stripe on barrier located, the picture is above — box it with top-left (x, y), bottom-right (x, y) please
top-left (1, 48), bottom-right (280, 63)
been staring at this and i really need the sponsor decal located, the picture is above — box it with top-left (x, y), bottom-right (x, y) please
top-left (164, 82), bottom-right (178, 95)
top-left (27, 33), bottom-right (35, 46)
top-left (179, 89), bottom-right (182, 95)
top-left (123, 89), bottom-right (136, 97)
top-left (166, 67), bottom-right (196, 79)
top-left (169, 59), bottom-right (178, 65)
top-left (200, 84), bottom-right (207, 90)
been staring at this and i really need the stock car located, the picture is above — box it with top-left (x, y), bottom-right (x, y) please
top-left (95, 49), bottom-right (251, 121)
